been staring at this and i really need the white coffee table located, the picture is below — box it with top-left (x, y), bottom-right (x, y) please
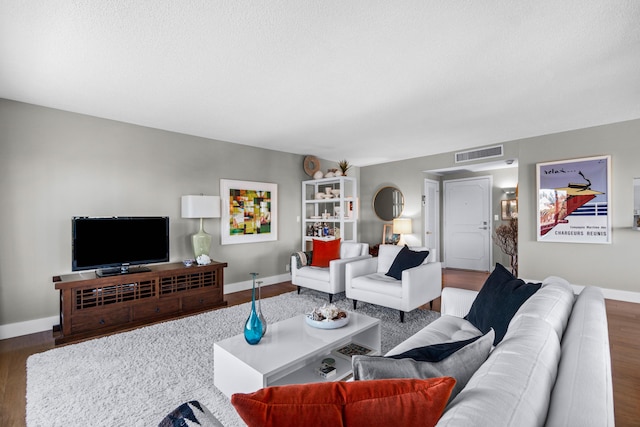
top-left (214, 312), bottom-right (381, 398)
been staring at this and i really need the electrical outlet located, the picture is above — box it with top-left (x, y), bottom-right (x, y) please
top-left (285, 263), bottom-right (290, 272)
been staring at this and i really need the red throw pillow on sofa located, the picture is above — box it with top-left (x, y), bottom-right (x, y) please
top-left (231, 377), bottom-right (455, 427)
top-left (310, 238), bottom-right (341, 267)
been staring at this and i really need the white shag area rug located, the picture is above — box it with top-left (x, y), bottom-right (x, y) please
top-left (27, 290), bottom-right (439, 427)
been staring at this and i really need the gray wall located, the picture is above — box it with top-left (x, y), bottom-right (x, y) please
top-left (359, 156), bottom-right (517, 267)
top-left (0, 99), bottom-right (320, 326)
top-left (517, 119), bottom-right (640, 292)
top-left (2, 97), bottom-right (639, 329)
top-left (359, 120), bottom-right (640, 295)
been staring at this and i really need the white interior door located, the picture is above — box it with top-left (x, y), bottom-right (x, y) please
top-left (443, 176), bottom-right (492, 271)
top-left (423, 179), bottom-right (440, 261)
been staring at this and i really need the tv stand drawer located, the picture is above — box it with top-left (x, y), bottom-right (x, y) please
top-left (132, 298), bottom-right (180, 321)
top-left (71, 306), bottom-right (131, 334)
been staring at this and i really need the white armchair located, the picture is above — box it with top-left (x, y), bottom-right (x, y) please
top-left (345, 245), bottom-right (442, 322)
top-left (291, 241), bottom-right (370, 303)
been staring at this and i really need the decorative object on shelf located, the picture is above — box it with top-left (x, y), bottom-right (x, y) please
top-left (256, 276), bottom-right (267, 337)
top-left (244, 272), bottom-right (264, 345)
top-left (182, 259), bottom-right (194, 267)
top-left (313, 170), bottom-right (324, 179)
top-left (196, 254), bottom-right (211, 265)
top-left (392, 218), bottom-right (412, 246)
top-left (181, 195), bottom-right (221, 258)
top-left (338, 159), bottom-right (351, 176)
top-left (303, 155), bottom-right (320, 177)
top-left (494, 216), bottom-right (518, 276)
top-left (325, 170), bottom-right (336, 178)
top-left (306, 304), bottom-right (349, 329)
top-left (220, 179), bottom-right (278, 245)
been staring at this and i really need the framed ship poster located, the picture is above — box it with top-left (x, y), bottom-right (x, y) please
top-left (220, 179), bottom-right (277, 245)
top-left (536, 155), bottom-right (611, 244)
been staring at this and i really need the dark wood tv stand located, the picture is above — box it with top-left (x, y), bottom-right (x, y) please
top-left (53, 261), bottom-right (227, 345)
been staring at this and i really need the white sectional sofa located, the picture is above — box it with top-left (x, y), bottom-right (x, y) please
top-left (383, 276), bottom-right (614, 427)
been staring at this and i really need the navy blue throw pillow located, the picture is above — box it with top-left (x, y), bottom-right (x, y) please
top-left (385, 246), bottom-right (429, 280)
top-left (464, 263), bottom-right (541, 345)
top-left (387, 334), bottom-right (482, 362)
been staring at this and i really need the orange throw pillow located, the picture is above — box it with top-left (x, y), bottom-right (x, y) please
top-left (310, 238), bottom-right (341, 267)
top-left (231, 377), bottom-right (456, 427)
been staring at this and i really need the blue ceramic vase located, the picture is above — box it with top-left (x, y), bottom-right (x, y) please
top-left (244, 273), bottom-right (263, 345)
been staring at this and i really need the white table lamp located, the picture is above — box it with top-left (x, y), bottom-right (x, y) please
top-left (181, 195), bottom-right (221, 258)
top-left (393, 217), bottom-right (412, 246)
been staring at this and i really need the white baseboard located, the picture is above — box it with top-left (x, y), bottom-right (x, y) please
top-left (0, 315), bottom-right (58, 340)
top-left (0, 274), bottom-right (293, 340)
top-left (601, 287), bottom-right (640, 304)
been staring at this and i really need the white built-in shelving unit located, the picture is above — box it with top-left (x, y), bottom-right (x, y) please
top-left (301, 176), bottom-right (358, 251)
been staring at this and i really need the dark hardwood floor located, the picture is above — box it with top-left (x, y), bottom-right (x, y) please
top-left (1, 269), bottom-right (638, 426)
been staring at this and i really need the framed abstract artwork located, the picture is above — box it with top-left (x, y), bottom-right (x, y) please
top-left (220, 179), bottom-right (277, 245)
top-left (536, 155), bottom-right (611, 244)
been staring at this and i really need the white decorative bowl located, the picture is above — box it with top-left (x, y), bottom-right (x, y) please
top-left (305, 314), bottom-right (349, 329)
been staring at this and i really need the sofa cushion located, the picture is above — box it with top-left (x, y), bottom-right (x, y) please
top-left (545, 286), bottom-right (614, 427)
top-left (311, 239), bottom-right (341, 267)
top-left (385, 246), bottom-right (430, 280)
top-left (387, 315), bottom-right (483, 356)
top-left (231, 377), bottom-right (456, 427)
top-left (437, 316), bottom-right (561, 427)
top-left (512, 278), bottom-right (575, 340)
top-left (464, 263), bottom-right (540, 345)
top-left (353, 329), bottom-right (494, 402)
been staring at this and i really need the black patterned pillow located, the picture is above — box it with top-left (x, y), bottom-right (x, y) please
top-left (158, 401), bottom-right (223, 427)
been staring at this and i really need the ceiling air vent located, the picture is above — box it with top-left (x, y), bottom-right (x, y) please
top-left (455, 145), bottom-right (503, 163)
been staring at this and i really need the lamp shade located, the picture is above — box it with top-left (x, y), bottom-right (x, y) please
top-left (393, 217), bottom-right (412, 235)
top-left (181, 195), bottom-right (221, 219)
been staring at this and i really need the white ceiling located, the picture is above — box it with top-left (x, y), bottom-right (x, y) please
top-left (1, 1), bottom-right (639, 167)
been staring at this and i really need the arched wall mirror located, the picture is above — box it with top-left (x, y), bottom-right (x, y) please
top-left (373, 186), bottom-right (404, 221)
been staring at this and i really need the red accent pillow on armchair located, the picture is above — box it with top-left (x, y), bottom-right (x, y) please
top-left (231, 377), bottom-right (455, 427)
top-left (310, 238), bottom-right (341, 267)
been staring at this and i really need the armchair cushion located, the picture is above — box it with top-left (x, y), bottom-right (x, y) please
top-left (341, 242), bottom-right (366, 258)
top-left (385, 246), bottom-right (430, 280)
top-left (310, 239), bottom-right (341, 267)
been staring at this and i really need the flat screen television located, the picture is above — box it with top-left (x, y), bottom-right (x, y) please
top-left (72, 216), bottom-right (169, 276)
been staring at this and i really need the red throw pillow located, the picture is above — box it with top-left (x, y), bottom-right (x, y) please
top-left (310, 238), bottom-right (341, 267)
top-left (231, 377), bottom-right (456, 427)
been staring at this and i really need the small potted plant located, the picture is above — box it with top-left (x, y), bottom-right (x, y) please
top-left (338, 159), bottom-right (351, 176)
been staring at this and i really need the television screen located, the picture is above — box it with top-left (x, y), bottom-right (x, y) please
top-left (72, 216), bottom-right (169, 274)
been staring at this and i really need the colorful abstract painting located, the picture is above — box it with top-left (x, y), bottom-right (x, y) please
top-left (536, 155), bottom-right (611, 243)
top-left (220, 179), bottom-right (277, 245)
